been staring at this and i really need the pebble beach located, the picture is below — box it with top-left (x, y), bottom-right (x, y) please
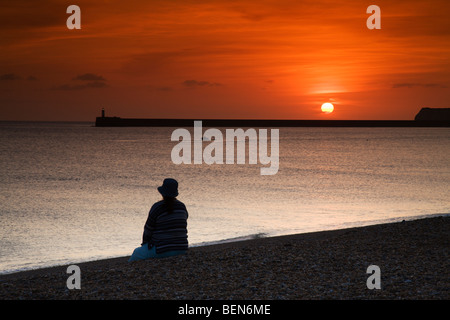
top-left (0, 216), bottom-right (448, 300)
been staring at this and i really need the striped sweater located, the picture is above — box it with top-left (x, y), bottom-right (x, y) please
top-left (142, 199), bottom-right (188, 254)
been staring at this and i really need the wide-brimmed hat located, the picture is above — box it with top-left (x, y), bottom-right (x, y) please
top-left (157, 178), bottom-right (179, 198)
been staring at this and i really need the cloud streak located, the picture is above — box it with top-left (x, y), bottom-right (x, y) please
top-left (0, 73), bottom-right (21, 80)
top-left (183, 80), bottom-right (223, 87)
top-left (53, 73), bottom-right (108, 90)
top-left (53, 81), bottom-right (108, 91)
top-left (0, 73), bottom-right (38, 81)
top-left (73, 73), bottom-right (106, 81)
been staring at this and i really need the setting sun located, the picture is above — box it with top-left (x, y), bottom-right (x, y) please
top-left (321, 103), bottom-right (334, 114)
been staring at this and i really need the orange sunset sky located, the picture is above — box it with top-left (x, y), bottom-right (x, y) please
top-left (1, 0), bottom-right (449, 121)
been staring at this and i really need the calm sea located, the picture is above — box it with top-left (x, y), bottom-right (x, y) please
top-left (0, 122), bottom-right (449, 274)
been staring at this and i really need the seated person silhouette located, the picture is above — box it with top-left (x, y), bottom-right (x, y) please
top-left (129, 178), bottom-right (188, 261)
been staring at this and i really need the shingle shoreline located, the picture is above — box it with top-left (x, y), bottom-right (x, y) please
top-left (1, 216), bottom-right (448, 300)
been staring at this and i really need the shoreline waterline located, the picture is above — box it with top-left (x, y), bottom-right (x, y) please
top-left (0, 215), bottom-right (448, 299)
top-left (1, 213), bottom-right (447, 278)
